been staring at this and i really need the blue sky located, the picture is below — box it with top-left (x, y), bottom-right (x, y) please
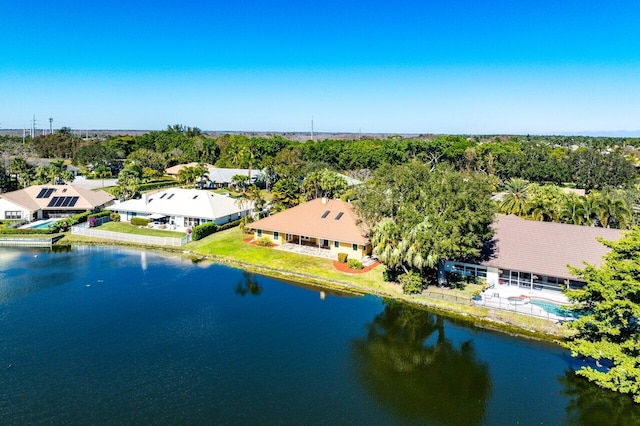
top-left (1, 0), bottom-right (639, 135)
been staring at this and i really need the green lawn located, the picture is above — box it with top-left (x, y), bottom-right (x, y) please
top-left (185, 227), bottom-right (482, 301)
top-left (99, 222), bottom-right (187, 238)
top-left (0, 233), bottom-right (63, 239)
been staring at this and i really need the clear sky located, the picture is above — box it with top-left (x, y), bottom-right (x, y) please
top-left (1, 0), bottom-right (639, 135)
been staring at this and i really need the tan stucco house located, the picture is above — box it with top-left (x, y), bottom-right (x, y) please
top-left (250, 198), bottom-right (372, 260)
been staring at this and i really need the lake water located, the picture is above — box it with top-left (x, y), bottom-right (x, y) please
top-left (1, 246), bottom-right (639, 425)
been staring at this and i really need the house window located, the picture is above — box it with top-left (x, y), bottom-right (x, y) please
top-left (334, 241), bottom-right (339, 248)
top-left (273, 231), bottom-right (279, 240)
top-left (5, 211), bottom-right (22, 220)
top-left (257, 229), bottom-right (262, 237)
top-left (352, 243), bottom-right (358, 251)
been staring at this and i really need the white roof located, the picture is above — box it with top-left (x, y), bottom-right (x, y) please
top-left (207, 168), bottom-right (260, 184)
top-left (111, 188), bottom-right (253, 220)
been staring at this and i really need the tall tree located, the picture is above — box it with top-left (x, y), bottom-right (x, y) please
top-left (357, 163), bottom-right (496, 290)
top-left (499, 178), bottom-right (531, 216)
top-left (565, 228), bottom-right (640, 402)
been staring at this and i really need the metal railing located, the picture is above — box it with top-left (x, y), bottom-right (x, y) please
top-left (473, 293), bottom-right (577, 321)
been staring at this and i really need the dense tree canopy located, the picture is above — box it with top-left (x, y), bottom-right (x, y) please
top-left (355, 163), bottom-right (496, 290)
top-left (565, 228), bottom-right (640, 402)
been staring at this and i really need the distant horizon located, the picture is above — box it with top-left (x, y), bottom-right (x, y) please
top-left (3, 127), bottom-right (640, 139)
top-left (2, 2), bottom-right (639, 135)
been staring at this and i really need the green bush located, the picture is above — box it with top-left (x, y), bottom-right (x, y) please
top-left (192, 222), bottom-right (218, 241)
top-left (110, 212), bottom-right (121, 222)
top-left (239, 216), bottom-right (254, 233)
top-left (218, 218), bottom-right (242, 232)
top-left (337, 253), bottom-right (348, 263)
top-left (88, 210), bottom-right (112, 219)
top-left (0, 228), bottom-right (52, 235)
top-left (347, 259), bottom-right (363, 270)
top-left (131, 217), bottom-right (150, 226)
top-left (255, 236), bottom-right (273, 247)
top-left (398, 271), bottom-right (423, 294)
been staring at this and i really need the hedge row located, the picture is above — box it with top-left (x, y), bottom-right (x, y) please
top-left (192, 222), bottom-right (218, 241)
top-left (0, 228), bottom-right (53, 235)
top-left (131, 217), bottom-right (150, 226)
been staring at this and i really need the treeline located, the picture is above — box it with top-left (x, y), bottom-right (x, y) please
top-left (4, 127), bottom-right (637, 191)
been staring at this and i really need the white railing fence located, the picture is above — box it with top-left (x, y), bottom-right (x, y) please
top-left (71, 225), bottom-right (188, 246)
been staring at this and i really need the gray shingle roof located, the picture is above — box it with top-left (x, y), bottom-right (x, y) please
top-left (482, 215), bottom-right (624, 279)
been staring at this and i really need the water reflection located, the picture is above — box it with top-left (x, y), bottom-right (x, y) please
top-left (560, 370), bottom-right (640, 425)
top-left (353, 300), bottom-right (492, 425)
top-left (234, 271), bottom-right (263, 296)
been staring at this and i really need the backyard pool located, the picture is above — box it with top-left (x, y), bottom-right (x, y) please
top-left (25, 219), bottom-right (59, 230)
top-left (530, 298), bottom-right (577, 318)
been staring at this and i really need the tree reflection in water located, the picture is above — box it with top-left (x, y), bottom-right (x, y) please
top-left (234, 271), bottom-right (263, 296)
top-left (560, 370), bottom-right (640, 425)
top-left (353, 300), bottom-right (491, 425)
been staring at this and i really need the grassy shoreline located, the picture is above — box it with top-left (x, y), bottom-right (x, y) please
top-left (58, 227), bottom-right (569, 342)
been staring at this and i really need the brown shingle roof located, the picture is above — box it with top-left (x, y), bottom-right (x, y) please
top-left (251, 198), bottom-right (369, 245)
top-left (482, 215), bottom-right (624, 279)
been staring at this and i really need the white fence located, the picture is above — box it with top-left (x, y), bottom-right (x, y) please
top-left (71, 224), bottom-right (189, 247)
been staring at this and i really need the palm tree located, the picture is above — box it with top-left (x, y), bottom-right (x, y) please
top-left (499, 178), bottom-right (530, 216)
top-left (372, 218), bottom-right (404, 272)
top-left (559, 195), bottom-right (589, 225)
top-left (589, 192), bottom-right (632, 229)
top-left (93, 164), bottom-right (112, 188)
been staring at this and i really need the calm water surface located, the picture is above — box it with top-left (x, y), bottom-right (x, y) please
top-left (1, 246), bottom-right (639, 425)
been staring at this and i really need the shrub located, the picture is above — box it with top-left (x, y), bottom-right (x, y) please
top-left (337, 253), bottom-right (348, 263)
top-left (88, 210), bottom-right (112, 219)
top-left (0, 228), bottom-right (52, 235)
top-left (218, 218), bottom-right (242, 232)
top-left (192, 222), bottom-right (218, 241)
top-left (110, 212), bottom-right (121, 222)
top-left (131, 217), bottom-right (149, 226)
top-left (239, 216), bottom-right (254, 233)
top-left (347, 259), bottom-right (363, 270)
top-left (398, 271), bottom-right (423, 294)
top-left (255, 236), bottom-right (273, 247)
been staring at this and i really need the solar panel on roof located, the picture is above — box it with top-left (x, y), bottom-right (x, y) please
top-left (335, 212), bottom-right (344, 220)
top-left (47, 197), bottom-right (59, 207)
top-left (45, 188), bottom-right (55, 198)
top-left (321, 210), bottom-right (331, 218)
top-left (54, 197), bottom-right (65, 207)
top-left (61, 197), bottom-right (72, 207)
top-left (36, 188), bottom-right (48, 198)
top-left (68, 197), bottom-right (79, 207)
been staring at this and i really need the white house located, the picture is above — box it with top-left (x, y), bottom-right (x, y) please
top-left (110, 188), bottom-right (254, 229)
top-left (0, 184), bottom-right (114, 222)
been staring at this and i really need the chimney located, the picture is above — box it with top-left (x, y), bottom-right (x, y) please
top-left (142, 193), bottom-right (149, 205)
top-left (321, 197), bottom-right (328, 204)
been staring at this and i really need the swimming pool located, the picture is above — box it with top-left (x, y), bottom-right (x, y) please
top-left (530, 298), bottom-right (577, 318)
top-left (26, 219), bottom-right (58, 230)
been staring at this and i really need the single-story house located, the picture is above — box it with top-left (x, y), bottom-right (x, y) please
top-left (165, 162), bottom-right (216, 177)
top-left (205, 167), bottom-right (261, 188)
top-left (0, 184), bottom-right (115, 221)
top-left (443, 215), bottom-right (624, 293)
top-left (249, 197), bottom-right (372, 259)
top-left (110, 188), bottom-right (253, 229)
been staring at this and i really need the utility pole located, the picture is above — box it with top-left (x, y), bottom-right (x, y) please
top-left (23, 127), bottom-right (26, 143)
top-left (31, 114), bottom-right (36, 138)
top-left (49, 117), bottom-right (53, 134)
